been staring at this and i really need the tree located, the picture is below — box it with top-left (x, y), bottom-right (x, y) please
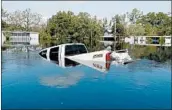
top-left (102, 17), bottom-right (108, 28)
top-left (2, 20), bottom-right (9, 29)
top-left (2, 8), bottom-right (9, 22)
top-left (4, 8), bottom-right (42, 31)
top-left (126, 24), bottom-right (145, 36)
top-left (22, 8), bottom-right (42, 31)
top-left (39, 29), bottom-right (52, 47)
top-left (127, 8), bottom-right (143, 24)
top-left (7, 10), bottom-right (24, 30)
top-left (2, 8), bottom-right (9, 29)
top-left (45, 11), bottom-right (103, 51)
top-left (138, 12), bottom-right (171, 36)
top-left (111, 14), bottom-right (125, 36)
top-left (111, 14), bottom-right (126, 49)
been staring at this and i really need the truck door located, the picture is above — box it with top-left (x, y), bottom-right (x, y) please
top-left (49, 46), bottom-right (59, 64)
top-left (64, 45), bottom-right (80, 67)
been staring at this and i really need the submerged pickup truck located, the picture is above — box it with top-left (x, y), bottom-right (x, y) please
top-left (39, 43), bottom-right (88, 67)
top-left (39, 43), bottom-right (111, 71)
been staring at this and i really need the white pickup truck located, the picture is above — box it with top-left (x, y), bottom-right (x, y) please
top-left (39, 43), bottom-right (88, 67)
top-left (39, 43), bottom-right (111, 71)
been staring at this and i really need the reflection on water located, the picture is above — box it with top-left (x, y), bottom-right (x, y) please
top-left (40, 71), bottom-right (84, 88)
top-left (40, 55), bottom-right (111, 73)
top-left (2, 52), bottom-right (171, 109)
top-left (126, 60), bottom-right (154, 73)
top-left (126, 59), bottom-right (171, 73)
top-left (2, 52), bottom-right (40, 70)
top-left (79, 60), bottom-right (111, 73)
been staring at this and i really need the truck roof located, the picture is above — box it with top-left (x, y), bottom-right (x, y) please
top-left (40, 43), bottom-right (86, 51)
top-left (51, 43), bottom-right (85, 48)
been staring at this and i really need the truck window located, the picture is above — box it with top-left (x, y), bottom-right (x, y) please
top-left (39, 50), bottom-right (47, 59)
top-left (65, 44), bottom-right (87, 56)
top-left (50, 47), bottom-right (59, 62)
top-left (77, 45), bottom-right (87, 54)
top-left (65, 45), bottom-right (75, 56)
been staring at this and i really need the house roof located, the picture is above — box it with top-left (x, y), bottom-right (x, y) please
top-left (2, 31), bottom-right (39, 34)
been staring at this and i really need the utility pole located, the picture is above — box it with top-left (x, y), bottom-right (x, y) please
top-left (90, 20), bottom-right (93, 51)
top-left (91, 30), bottom-right (92, 50)
top-left (113, 17), bottom-right (116, 51)
top-left (56, 24), bottom-right (57, 38)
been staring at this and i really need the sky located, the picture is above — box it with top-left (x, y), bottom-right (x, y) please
top-left (2, 1), bottom-right (171, 22)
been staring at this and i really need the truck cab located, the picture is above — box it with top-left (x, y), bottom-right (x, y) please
top-left (39, 43), bottom-right (88, 68)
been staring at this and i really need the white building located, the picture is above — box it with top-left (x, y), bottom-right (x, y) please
top-left (29, 32), bottom-right (39, 45)
top-left (1, 32), bottom-right (6, 46)
top-left (100, 35), bottom-right (114, 46)
top-left (164, 36), bottom-right (171, 46)
top-left (2, 31), bottom-right (39, 45)
top-left (100, 25), bottom-right (115, 47)
top-left (125, 36), bottom-right (171, 47)
top-left (137, 36), bottom-right (147, 45)
top-left (125, 36), bottom-right (134, 44)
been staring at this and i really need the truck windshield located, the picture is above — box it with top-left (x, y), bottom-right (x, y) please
top-left (65, 44), bottom-right (87, 56)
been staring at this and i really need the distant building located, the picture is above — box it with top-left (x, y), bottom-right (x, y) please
top-left (100, 25), bottom-right (115, 46)
top-left (125, 36), bottom-right (134, 44)
top-left (168, 12), bottom-right (171, 17)
top-left (1, 32), bottom-right (6, 46)
top-left (125, 36), bottom-right (171, 47)
top-left (100, 34), bottom-right (114, 46)
top-left (2, 31), bottom-right (39, 45)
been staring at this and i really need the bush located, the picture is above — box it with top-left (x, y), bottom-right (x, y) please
top-left (129, 45), bottom-right (171, 62)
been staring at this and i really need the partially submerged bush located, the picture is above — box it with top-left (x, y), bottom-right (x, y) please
top-left (129, 45), bottom-right (171, 62)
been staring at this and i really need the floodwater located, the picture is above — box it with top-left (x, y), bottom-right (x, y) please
top-left (2, 52), bottom-right (171, 109)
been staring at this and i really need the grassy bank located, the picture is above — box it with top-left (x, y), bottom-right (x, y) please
top-left (128, 45), bottom-right (171, 63)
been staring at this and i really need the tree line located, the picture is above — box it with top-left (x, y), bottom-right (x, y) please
top-left (2, 8), bottom-right (171, 44)
top-left (2, 8), bottom-right (171, 61)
